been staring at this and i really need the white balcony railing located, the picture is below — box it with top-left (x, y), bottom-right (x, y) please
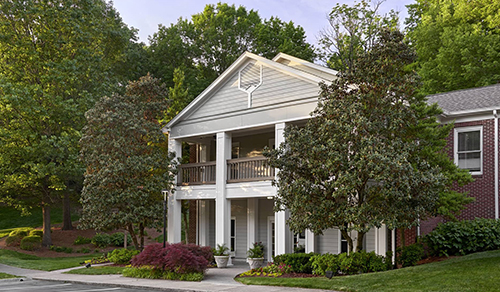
top-left (227, 156), bottom-right (274, 183)
top-left (177, 162), bottom-right (216, 185)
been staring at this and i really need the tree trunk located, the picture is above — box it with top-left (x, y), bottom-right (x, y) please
top-left (188, 200), bottom-right (197, 244)
top-left (128, 223), bottom-right (139, 250)
top-left (62, 192), bottom-right (73, 230)
top-left (340, 229), bottom-right (354, 253)
top-left (42, 204), bottom-right (52, 247)
top-left (182, 201), bottom-right (189, 243)
top-left (139, 222), bottom-right (144, 251)
top-left (356, 231), bottom-right (366, 252)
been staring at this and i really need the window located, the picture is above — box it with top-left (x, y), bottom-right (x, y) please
top-left (230, 217), bottom-right (236, 256)
top-left (454, 126), bottom-right (482, 175)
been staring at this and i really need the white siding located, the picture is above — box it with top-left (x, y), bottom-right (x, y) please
top-left (364, 228), bottom-right (376, 252)
top-left (258, 198), bottom-right (274, 253)
top-left (231, 199), bottom-right (248, 259)
top-left (208, 200), bottom-right (215, 247)
top-left (317, 228), bottom-right (340, 254)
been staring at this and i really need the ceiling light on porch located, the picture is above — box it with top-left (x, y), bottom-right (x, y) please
top-left (267, 196), bottom-right (274, 200)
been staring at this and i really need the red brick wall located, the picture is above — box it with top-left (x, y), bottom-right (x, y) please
top-left (418, 118), bottom-right (498, 239)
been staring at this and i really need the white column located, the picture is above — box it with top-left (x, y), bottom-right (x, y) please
top-left (305, 230), bottom-right (315, 253)
top-left (167, 138), bottom-right (182, 243)
top-left (274, 123), bottom-right (292, 255)
top-left (376, 225), bottom-right (387, 256)
top-left (198, 200), bottom-right (209, 246)
top-left (215, 132), bottom-right (232, 261)
top-left (247, 198), bottom-right (259, 250)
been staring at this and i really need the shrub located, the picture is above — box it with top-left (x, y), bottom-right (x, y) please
top-left (50, 245), bottom-right (73, 253)
top-left (397, 243), bottom-right (424, 267)
top-left (109, 232), bottom-right (132, 247)
top-left (123, 266), bottom-right (203, 281)
top-left (9, 228), bottom-right (33, 237)
top-left (247, 242), bottom-right (265, 258)
top-left (91, 233), bottom-right (111, 248)
top-left (273, 252), bottom-right (317, 273)
top-left (20, 235), bottom-right (42, 251)
top-left (76, 247), bottom-right (91, 253)
top-left (29, 230), bottom-right (43, 237)
top-left (240, 262), bottom-right (293, 277)
top-left (108, 248), bottom-right (140, 265)
top-left (425, 218), bottom-right (500, 256)
top-left (213, 243), bottom-right (229, 256)
top-left (311, 253), bottom-right (340, 276)
top-left (5, 234), bottom-right (23, 247)
top-left (131, 243), bottom-right (210, 275)
top-left (74, 235), bottom-right (92, 245)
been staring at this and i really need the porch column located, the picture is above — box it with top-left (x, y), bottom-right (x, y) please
top-left (305, 230), bottom-right (315, 253)
top-left (247, 198), bottom-right (259, 250)
top-left (215, 132), bottom-right (232, 261)
top-left (376, 225), bottom-right (387, 256)
top-left (198, 200), bottom-right (210, 246)
top-left (167, 138), bottom-right (182, 243)
top-left (274, 123), bottom-right (293, 255)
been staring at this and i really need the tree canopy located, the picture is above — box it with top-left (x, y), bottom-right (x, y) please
top-left (79, 75), bottom-right (176, 250)
top-left (407, 0), bottom-right (500, 94)
top-left (0, 0), bottom-right (134, 246)
top-left (265, 29), bottom-right (472, 252)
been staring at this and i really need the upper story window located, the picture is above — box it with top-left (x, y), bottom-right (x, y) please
top-left (454, 126), bottom-right (483, 175)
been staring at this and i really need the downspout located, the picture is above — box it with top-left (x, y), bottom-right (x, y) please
top-left (494, 110), bottom-right (499, 219)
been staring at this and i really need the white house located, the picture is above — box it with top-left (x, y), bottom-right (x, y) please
top-left (164, 52), bottom-right (390, 261)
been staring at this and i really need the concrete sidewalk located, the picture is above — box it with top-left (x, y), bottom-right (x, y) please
top-left (0, 261), bottom-right (334, 292)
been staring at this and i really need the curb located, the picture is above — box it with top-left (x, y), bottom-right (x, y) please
top-left (0, 277), bottom-right (30, 283)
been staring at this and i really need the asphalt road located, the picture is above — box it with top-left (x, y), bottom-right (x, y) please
top-left (0, 279), bottom-right (163, 292)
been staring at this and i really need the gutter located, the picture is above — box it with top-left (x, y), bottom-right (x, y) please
top-left (495, 110), bottom-right (499, 219)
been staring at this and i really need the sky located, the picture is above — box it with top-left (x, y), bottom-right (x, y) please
top-left (112, 0), bottom-right (416, 46)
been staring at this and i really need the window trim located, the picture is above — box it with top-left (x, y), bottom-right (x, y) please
top-left (454, 126), bottom-right (483, 175)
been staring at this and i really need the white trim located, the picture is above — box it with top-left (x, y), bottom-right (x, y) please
top-left (267, 216), bottom-right (275, 261)
top-left (230, 216), bottom-right (236, 257)
top-left (272, 52), bottom-right (338, 77)
top-left (440, 114), bottom-right (495, 125)
top-left (454, 126), bottom-right (483, 175)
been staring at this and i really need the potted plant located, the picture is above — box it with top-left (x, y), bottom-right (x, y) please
top-left (213, 243), bottom-right (230, 268)
top-left (247, 242), bottom-right (265, 269)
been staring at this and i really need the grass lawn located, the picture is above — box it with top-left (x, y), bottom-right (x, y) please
top-left (64, 266), bottom-right (128, 275)
top-left (236, 250), bottom-right (500, 292)
top-left (0, 249), bottom-right (99, 271)
top-left (0, 206), bottom-right (80, 231)
top-left (0, 272), bottom-right (19, 279)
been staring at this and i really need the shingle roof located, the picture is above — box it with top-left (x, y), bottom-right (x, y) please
top-left (426, 83), bottom-right (500, 114)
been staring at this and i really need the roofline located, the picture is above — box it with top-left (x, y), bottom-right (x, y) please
top-left (440, 106), bottom-right (500, 118)
top-left (272, 52), bottom-right (338, 77)
top-left (165, 51), bottom-right (328, 130)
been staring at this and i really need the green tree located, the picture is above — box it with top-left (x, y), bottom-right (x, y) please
top-left (318, 0), bottom-right (399, 74)
top-left (407, 0), bottom-right (500, 94)
top-left (0, 0), bottom-right (133, 246)
top-left (265, 30), bottom-right (472, 252)
top-left (79, 75), bottom-right (176, 250)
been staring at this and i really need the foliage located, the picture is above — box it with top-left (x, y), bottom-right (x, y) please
top-left (74, 236), bottom-right (92, 245)
top-left (50, 246), bottom-right (73, 253)
top-left (91, 233), bottom-right (111, 248)
top-left (29, 230), bottom-right (43, 237)
top-left (76, 247), bottom-right (91, 254)
top-left (109, 232), bottom-right (132, 247)
top-left (0, 249), bottom-right (101, 271)
top-left (396, 243), bottom-right (424, 267)
top-left (123, 266), bottom-right (203, 281)
top-left (247, 242), bottom-right (265, 258)
top-left (318, 0), bottom-right (399, 74)
top-left (107, 248), bottom-right (140, 265)
top-left (9, 228), bottom-right (33, 238)
top-left (0, 0), bottom-right (134, 247)
top-left (425, 218), bottom-right (500, 257)
top-left (79, 75), bottom-right (177, 250)
top-left (265, 29), bottom-right (472, 252)
top-left (237, 250), bottom-right (500, 291)
top-left (131, 243), bottom-right (210, 275)
top-left (213, 243), bottom-right (230, 256)
top-left (310, 253), bottom-right (340, 276)
top-left (407, 0), bottom-right (500, 95)
top-left (83, 255), bottom-right (109, 265)
top-left (0, 206), bottom-right (79, 230)
top-left (272, 252), bottom-right (316, 274)
top-left (147, 2), bottom-right (315, 114)
top-left (5, 235), bottom-right (23, 247)
top-left (310, 251), bottom-right (389, 276)
top-left (20, 235), bottom-right (42, 251)
top-left (239, 262), bottom-right (293, 277)
top-left (65, 266), bottom-right (127, 275)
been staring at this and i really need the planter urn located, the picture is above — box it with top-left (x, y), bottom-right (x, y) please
top-left (247, 257), bottom-right (265, 270)
top-left (214, 255), bottom-right (230, 268)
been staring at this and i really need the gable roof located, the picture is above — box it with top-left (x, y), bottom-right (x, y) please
top-left (164, 52), bottom-right (336, 131)
top-left (427, 83), bottom-right (500, 116)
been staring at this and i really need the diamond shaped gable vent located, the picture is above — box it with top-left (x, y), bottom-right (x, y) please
top-left (238, 62), bottom-right (262, 108)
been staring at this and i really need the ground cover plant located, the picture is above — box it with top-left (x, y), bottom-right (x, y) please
top-left (125, 243), bottom-right (212, 281)
top-left (0, 249), bottom-right (100, 271)
top-left (65, 266), bottom-right (127, 275)
top-left (236, 250), bottom-right (500, 292)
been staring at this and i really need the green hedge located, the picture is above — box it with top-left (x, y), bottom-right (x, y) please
top-left (108, 248), bottom-right (140, 265)
top-left (425, 218), bottom-right (500, 256)
top-left (311, 251), bottom-right (391, 276)
top-left (272, 252), bottom-right (317, 273)
top-left (20, 235), bottom-right (42, 251)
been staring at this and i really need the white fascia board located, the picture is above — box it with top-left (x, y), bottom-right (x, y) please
top-left (272, 52), bottom-right (338, 77)
top-left (444, 106), bottom-right (500, 117)
top-left (164, 51), bottom-right (326, 131)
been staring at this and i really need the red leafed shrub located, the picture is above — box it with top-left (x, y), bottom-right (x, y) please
top-left (131, 243), bottom-right (212, 274)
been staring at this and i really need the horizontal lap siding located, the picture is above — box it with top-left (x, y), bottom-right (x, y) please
top-left (317, 228), bottom-right (339, 254)
top-left (231, 199), bottom-right (248, 258)
top-left (364, 228), bottom-right (376, 252)
top-left (258, 199), bottom-right (274, 252)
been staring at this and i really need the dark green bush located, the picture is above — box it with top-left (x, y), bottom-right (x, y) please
top-left (425, 218), bottom-right (500, 256)
top-left (310, 253), bottom-right (340, 276)
top-left (272, 252), bottom-right (317, 273)
top-left (91, 233), bottom-right (111, 248)
top-left (108, 248), bottom-right (140, 265)
top-left (29, 230), bottom-right (43, 237)
top-left (50, 245), bottom-right (73, 253)
top-left (20, 235), bottom-right (42, 251)
top-left (5, 234), bottom-right (23, 246)
top-left (311, 251), bottom-right (390, 276)
top-left (76, 247), bottom-right (91, 253)
top-left (397, 243), bottom-right (424, 267)
top-left (109, 232), bottom-right (132, 247)
top-left (122, 266), bottom-right (203, 281)
top-left (74, 235), bottom-right (92, 245)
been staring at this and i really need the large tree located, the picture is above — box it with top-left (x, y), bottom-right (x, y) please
top-left (79, 75), bottom-right (176, 250)
top-left (0, 0), bottom-right (133, 245)
top-left (406, 0), bottom-right (500, 94)
top-left (265, 29), bottom-right (472, 252)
